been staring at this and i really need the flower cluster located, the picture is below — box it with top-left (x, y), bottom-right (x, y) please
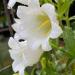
top-left (8, 0), bottom-right (63, 75)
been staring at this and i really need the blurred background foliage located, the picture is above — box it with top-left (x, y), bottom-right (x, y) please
top-left (0, 0), bottom-right (13, 75)
top-left (0, 0), bottom-right (75, 75)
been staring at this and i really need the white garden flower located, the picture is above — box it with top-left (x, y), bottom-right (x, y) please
top-left (8, 34), bottom-right (43, 75)
top-left (12, 0), bottom-right (63, 51)
top-left (8, 0), bottom-right (29, 9)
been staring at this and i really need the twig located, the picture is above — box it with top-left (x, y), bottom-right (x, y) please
top-left (0, 65), bottom-right (11, 72)
top-left (0, 28), bottom-right (9, 32)
top-left (3, 0), bottom-right (13, 36)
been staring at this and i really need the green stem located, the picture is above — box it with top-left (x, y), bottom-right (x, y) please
top-left (66, 17), bottom-right (70, 27)
top-left (65, 5), bottom-right (70, 27)
top-left (31, 66), bottom-right (36, 75)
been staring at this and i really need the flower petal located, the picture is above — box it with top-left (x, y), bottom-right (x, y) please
top-left (28, 39), bottom-right (41, 50)
top-left (19, 69), bottom-right (24, 75)
top-left (8, 0), bottom-right (29, 9)
top-left (17, 0), bottom-right (28, 5)
top-left (49, 23), bottom-right (63, 39)
top-left (29, 0), bottom-right (40, 8)
top-left (42, 39), bottom-right (52, 51)
top-left (8, 37), bottom-right (19, 49)
top-left (41, 3), bottom-right (56, 19)
top-left (12, 61), bottom-right (25, 74)
top-left (17, 6), bottom-right (29, 19)
top-left (8, 0), bottom-right (16, 9)
top-left (12, 19), bottom-right (25, 32)
top-left (24, 47), bottom-right (43, 66)
top-left (41, 3), bottom-right (59, 24)
top-left (9, 49), bottom-right (19, 60)
top-left (41, 3), bottom-right (63, 38)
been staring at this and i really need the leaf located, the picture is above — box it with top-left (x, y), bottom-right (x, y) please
top-left (25, 71), bottom-right (29, 75)
top-left (40, 52), bottom-right (58, 75)
top-left (57, 0), bottom-right (74, 18)
top-left (49, 39), bottom-right (59, 49)
top-left (71, 21), bottom-right (75, 30)
top-left (63, 26), bottom-right (75, 58)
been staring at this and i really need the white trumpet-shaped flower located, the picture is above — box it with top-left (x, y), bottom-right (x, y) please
top-left (12, 0), bottom-right (63, 51)
top-left (8, 34), bottom-right (43, 75)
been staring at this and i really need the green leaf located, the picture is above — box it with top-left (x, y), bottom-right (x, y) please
top-left (57, 0), bottom-right (73, 18)
top-left (49, 39), bottom-right (59, 49)
top-left (40, 52), bottom-right (58, 75)
top-left (40, 60), bottom-right (58, 75)
top-left (63, 26), bottom-right (75, 58)
top-left (71, 21), bottom-right (75, 30)
top-left (25, 71), bottom-right (29, 75)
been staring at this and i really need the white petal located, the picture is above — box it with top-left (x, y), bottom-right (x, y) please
top-left (12, 20), bottom-right (29, 39)
top-left (17, 31), bottom-right (29, 40)
top-left (41, 3), bottom-right (59, 24)
top-left (49, 23), bottom-right (63, 39)
top-left (17, 6), bottom-right (38, 25)
top-left (24, 47), bottom-right (43, 66)
top-left (28, 39), bottom-right (41, 50)
top-left (17, 0), bottom-right (29, 5)
top-left (42, 39), bottom-right (52, 51)
top-left (12, 61), bottom-right (25, 73)
top-left (17, 6), bottom-right (28, 19)
top-left (8, 0), bottom-right (16, 9)
top-left (17, 6), bottom-right (40, 19)
top-left (41, 3), bottom-right (55, 19)
top-left (9, 49), bottom-right (19, 60)
top-left (14, 33), bottom-right (21, 41)
top-left (29, 0), bottom-right (40, 8)
top-left (42, 3), bottom-right (63, 38)
top-left (19, 69), bottom-right (24, 75)
top-left (8, 37), bottom-right (19, 49)
top-left (12, 19), bottom-right (24, 32)
top-left (8, 0), bottom-right (29, 9)
top-left (9, 48), bottom-right (22, 60)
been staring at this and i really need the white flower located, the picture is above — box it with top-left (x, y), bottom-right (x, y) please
top-left (12, 0), bottom-right (63, 51)
top-left (8, 0), bottom-right (29, 9)
top-left (8, 34), bottom-right (43, 75)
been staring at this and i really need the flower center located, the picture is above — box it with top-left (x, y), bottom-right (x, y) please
top-left (37, 12), bottom-right (51, 36)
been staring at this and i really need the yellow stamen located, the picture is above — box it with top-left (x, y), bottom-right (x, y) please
top-left (32, 12), bottom-right (51, 36)
top-left (38, 20), bottom-right (50, 29)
